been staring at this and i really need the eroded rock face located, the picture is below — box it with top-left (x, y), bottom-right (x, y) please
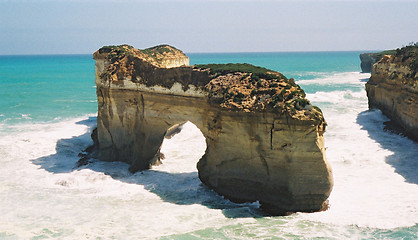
top-left (365, 45), bottom-right (418, 141)
top-left (360, 50), bottom-right (398, 73)
top-left (93, 44), bottom-right (333, 214)
top-left (360, 53), bottom-right (381, 73)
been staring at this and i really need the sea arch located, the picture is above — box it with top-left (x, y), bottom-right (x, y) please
top-left (93, 44), bottom-right (333, 214)
top-left (96, 88), bottom-right (332, 214)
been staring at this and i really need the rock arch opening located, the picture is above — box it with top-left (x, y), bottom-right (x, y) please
top-left (157, 121), bottom-right (207, 173)
top-left (93, 44), bottom-right (333, 214)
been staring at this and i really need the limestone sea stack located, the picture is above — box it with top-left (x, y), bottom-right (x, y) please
top-left (93, 44), bottom-right (333, 214)
top-left (365, 44), bottom-right (418, 141)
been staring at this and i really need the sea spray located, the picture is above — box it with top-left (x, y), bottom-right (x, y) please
top-left (0, 53), bottom-right (417, 239)
top-left (298, 72), bottom-right (418, 229)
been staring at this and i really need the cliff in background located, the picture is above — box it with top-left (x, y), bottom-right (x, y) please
top-left (365, 45), bottom-right (418, 141)
top-left (93, 44), bottom-right (333, 214)
top-left (360, 50), bottom-right (396, 73)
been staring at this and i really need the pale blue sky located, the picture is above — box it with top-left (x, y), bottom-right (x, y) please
top-left (0, 0), bottom-right (417, 55)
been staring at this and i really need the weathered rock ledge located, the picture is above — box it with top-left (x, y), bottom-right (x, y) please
top-left (360, 50), bottom-right (396, 73)
top-left (93, 44), bottom-right (333, 214)
top-left (365, 45), bottom-right (418, 141)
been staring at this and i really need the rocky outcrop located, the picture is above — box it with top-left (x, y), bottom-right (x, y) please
top-left (360, 50), bottom-right (396, 73)
top-left (365, 45), bottom-right (418, 141)
top-left (360, 53), bottom-right (382, 73)
top-left (93, 44), bottom-right (333, 214)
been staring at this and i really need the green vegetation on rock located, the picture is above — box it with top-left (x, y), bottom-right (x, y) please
top-left (373, 49), bottom-right (397, 58)
top-left (196, 63), bottom-right (319, 119)
top-left (98, 44), bottom-right (186, 66)
top-left (140, 44), bottom-right (179, 56)
top-left (195, 63), bottom-right (288, 80)
top-left (394, 44), bottom-right (418, 73)
top-left (361, 43), bottom-right (418, 73)
top-left (100, 44), bottom-right (134, 59)
top-left (94, 44), bottom-right (323, 121)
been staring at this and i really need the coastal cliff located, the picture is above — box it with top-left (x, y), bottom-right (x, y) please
top-left (360, 50), bottom-right (396, 73)
top-left (360, 53), bottom-right (381, 73)
top-left (365, 45), bottom-right (418, 140)
top-left (93, 44), bottom-right (333, 214)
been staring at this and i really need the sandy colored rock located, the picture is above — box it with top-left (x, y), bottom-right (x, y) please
top-left (366, 45), bottom-right (418, 141)
top-left (360, 50), bottom-right (397, 73)
top-left (93, 44), bottom-right (333, 214)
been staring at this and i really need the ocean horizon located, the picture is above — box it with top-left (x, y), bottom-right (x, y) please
top-left (1, 50), bottom-right (386, 58)
top-left (0, 51), bottom-right (417, 239)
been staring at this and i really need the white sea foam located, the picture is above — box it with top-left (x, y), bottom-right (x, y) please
top-left (303, 109), bottom-right (418, 229)
top-left (297, 72), bottom-right (370, 86)
top-left (20, 114), bottom-right (32, 119)
top-left (306, 89), bottom-right (367, 106)
top-left (0, 116), bottom-right (256, 239)
top-left (157, 121), bottom-right (207, 173)
top-left (1, 72), bottom-right (417, 238)
top-left (301, 75), bottom-right (418, 229)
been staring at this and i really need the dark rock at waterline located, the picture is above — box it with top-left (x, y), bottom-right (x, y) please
top-left (92, 44), bottom-right (333, 215)
top-left (77, 128), bottom-right (98, 167)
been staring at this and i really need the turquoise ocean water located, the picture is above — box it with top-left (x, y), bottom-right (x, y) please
top-left (0, 52), bottom-right (417, 239)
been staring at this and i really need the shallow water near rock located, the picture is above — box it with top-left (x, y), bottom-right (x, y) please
top-left (0, 52), bottom-right (417, 239)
